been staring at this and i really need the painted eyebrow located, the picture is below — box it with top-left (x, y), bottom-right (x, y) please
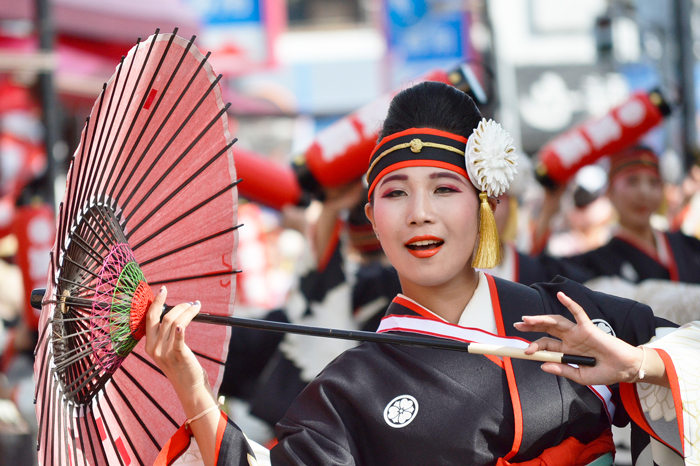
top-left (430, 171), bottom-right (468, 185)
top-left (378, 173), bottom-right (408, 188)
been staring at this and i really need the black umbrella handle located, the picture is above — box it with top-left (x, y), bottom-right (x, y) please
top-left (187, 312), bottom-right (596, 367)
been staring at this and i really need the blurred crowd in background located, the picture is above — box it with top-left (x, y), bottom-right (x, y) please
top-left (1, 0), bottom-right (700, 464)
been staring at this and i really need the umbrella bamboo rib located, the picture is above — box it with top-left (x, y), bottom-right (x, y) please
top-left (126, 138), bottom-right (236, 236)
top-left (148, 268), bottom-right (241, 286)
top-left (67, 408), bottom-right (81, 466)
top-left (120, 363), bottom-right (179, 428)
top-left (103, 392), bottom-right (146, 466)
top-left (107, 30), bottom-right (161, 202)
top-left (92, 57), bottom-right (126, 193)
top-left (34, 339), bottom-right (50, 407)
top-left (76, 88), bottom-right (105, 207)
top-left (64, 119), bottom-right (90, 239)
top-left (111, 378), bottom-right (162, 451)
top-left (123, 102), bottom-right (233, 223)
top-left (119, 40), bottom-right (211, 213)
top-left (129, 178), bottom-right (242, 249)
top-left (138, 223), bottom-right (242, 267)
top-left (83, 82), bottom-right (111, 198)
top-left (87, 406), bottom-right (110, 465)
top-left (95, 400), bottom-right (127, 466)
top-left (97, 51), bottom-right (138, 200)
top-left (113, 33), bottom-right (183, 205)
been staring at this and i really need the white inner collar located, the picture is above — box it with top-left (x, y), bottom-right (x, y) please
top-left (457, 271), bottom-right (496, 333)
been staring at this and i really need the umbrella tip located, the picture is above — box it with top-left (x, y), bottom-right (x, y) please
top-left (30, 288), bottom-right (45, 310)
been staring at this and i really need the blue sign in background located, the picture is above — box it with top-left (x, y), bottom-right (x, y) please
top-left (386, 0), bottom-right (466, 62)
top-left (186, 0), bottom-right (262, 25)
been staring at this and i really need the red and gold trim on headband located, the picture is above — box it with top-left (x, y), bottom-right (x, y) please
top-left (366, 128), bottom-right (469, 200)
top-left (609, 147), bottom-right (659, 182)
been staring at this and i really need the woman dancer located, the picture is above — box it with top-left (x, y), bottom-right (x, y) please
top-left (549, 146), bottom-right (700, 284)
top-left (146, 82), bottom-right (699, 466)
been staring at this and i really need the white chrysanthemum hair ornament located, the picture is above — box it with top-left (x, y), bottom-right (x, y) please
top-left (466, 118), bottom-right (518, 268)
top-left (466, 119), bottom-right (519, 197)
top-left (366, 119), bottom-right (518, 269)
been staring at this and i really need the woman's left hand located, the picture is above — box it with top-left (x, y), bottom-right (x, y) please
top-left (514, 292), bottom-right (663, 386)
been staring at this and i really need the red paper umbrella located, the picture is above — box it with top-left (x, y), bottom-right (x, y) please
top-left (33, 30), bottom-right (239, 466)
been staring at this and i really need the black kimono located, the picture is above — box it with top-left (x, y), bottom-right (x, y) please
top-left (215, 274), bottom-right (679, 465)
top-left (562, 230), bottom-right (700, 284)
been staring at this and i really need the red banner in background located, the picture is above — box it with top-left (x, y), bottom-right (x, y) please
top-left (535, 89), bottom-right (670, 187)
top-left (11, 204), bottom-right (54, 330)
top-left (233, 147), bottom-right (303, 211)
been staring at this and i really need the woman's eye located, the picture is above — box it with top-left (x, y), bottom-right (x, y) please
top-left (382, 189), bottom-right (405, 198)
top-left (626, 176), bottom-right (640, 187)
top-left (435, 186), bottom-right (458, 194)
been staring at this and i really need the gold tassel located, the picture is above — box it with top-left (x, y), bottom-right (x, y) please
top-left (472, 192), bottom-right (502, 269)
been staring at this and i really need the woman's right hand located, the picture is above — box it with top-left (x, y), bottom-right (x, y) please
top-left (145, 287), bottom-right (220, 466)
top-left (144, 287), bottom-right (214, 405)
top-left (516, 291), bottom-right (669, 388)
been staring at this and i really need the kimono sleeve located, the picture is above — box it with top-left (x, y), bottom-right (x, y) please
top-left (269, 379), bottom-right (358, 465)
top-left (216, 413), bottom-right (272, 466)
top-left (620, 322), bottom-right (700, 465)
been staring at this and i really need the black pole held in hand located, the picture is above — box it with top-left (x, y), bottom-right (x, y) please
top-left (159, 305), bottom-right (596, 366)
top-left (30, 288), bottom-right (596, 367)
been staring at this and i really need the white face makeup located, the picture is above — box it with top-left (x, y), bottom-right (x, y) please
top-left (366, 166), bottom-right (479, 291)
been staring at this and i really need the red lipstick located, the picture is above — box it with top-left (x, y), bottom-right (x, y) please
top-left (405, 235), bottom-right (444, 258)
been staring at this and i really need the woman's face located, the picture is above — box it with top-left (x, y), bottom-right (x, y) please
top-left (365, 166), bottom-right (479, 290)
top-left (608, 168), bottom-right (663, 231)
